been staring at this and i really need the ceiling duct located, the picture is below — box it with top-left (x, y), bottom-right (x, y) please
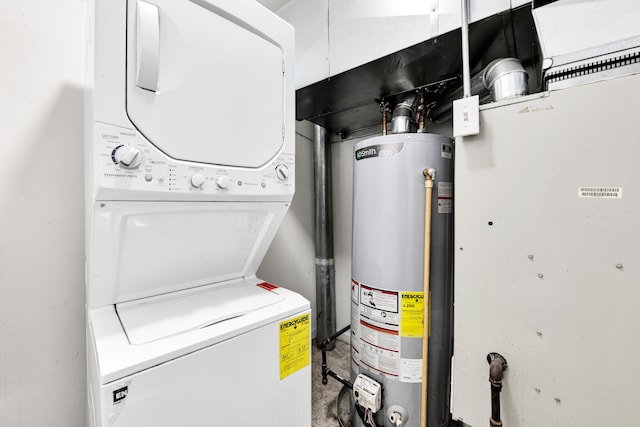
top-left (429, 57), bottom-right (529, 124)
top-left (295, 5), bottom-right (540, 140)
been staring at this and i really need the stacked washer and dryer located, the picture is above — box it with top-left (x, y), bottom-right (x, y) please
top-left (84, 1), bottom-right (310, 426)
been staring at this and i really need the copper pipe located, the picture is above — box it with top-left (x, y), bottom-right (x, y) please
top-left (380, 100), bottom-right (390, 135)
top-left (417, 91), bottom-right (426, 131)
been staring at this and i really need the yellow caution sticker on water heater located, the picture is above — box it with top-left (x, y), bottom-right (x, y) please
top-left (279, 313), bottom-right (310, 380)
top-left (400, 292), bottom-right (424, 338)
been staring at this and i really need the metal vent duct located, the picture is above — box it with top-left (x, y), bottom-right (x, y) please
top-left (295, 5), bottom-right (540, 140)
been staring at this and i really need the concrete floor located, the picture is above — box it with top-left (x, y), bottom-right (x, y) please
top-left (312, 338), bottom-right (352, 427)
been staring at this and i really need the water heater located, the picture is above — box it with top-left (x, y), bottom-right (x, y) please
top-left (351, 133), bottom-right (453, 427)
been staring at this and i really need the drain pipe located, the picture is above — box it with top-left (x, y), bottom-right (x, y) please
top-left (313, 124), bottom-right (336, 349)
top-left (487, 353), bottom-right (508, 427)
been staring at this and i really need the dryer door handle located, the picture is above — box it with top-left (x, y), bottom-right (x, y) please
top-left (136, 0), bottom-right (160, 92)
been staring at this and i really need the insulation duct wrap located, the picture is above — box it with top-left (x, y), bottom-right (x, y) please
top-left (350, 133), bottom-right (454, 427)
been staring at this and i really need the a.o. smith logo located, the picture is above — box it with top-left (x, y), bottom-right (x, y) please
top-left (355, 143), bottom-right (404, 161)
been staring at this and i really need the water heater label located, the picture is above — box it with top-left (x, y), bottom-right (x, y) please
top-left (438, 182), bottom-right (453, 214)
top-left (351, 279), bottom-right (360, 304)
top-left (360, 337), bottom-right (399, 378)
top-left (355, 143), bottom-right (404, 161)
top-left (279, 313), bottom-right (310, 380)
top-left (400, 358), bottom-right (423, 383)
top-left (360, 320), bottom-right (399, 351)
top-left (357, 284), bottom-right (401, 377)
top-left (441, 143), bottom-right (453, 159)
top-left (360, 285), bottom-right (398, 313)
top-left (400, 292), bottom-right (424, 338)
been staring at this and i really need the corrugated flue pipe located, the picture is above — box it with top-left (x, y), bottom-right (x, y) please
top-left (313, 124), bottom-right (336, 349)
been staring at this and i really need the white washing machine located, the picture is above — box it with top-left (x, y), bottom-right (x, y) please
top-left (84, 1), bottom-right (310, 426)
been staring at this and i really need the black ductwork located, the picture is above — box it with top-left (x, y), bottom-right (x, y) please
top-left (295, 5), bottom-right (540, 140)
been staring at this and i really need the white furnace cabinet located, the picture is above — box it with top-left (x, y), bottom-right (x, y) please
top-left (85, 0), bottom-right (309, 426)
top-left (452, 73), bottom-right (640, 426)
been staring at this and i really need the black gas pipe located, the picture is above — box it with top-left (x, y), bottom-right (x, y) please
top-left (487, 352), bottom-right (508, 427)
top-left (320, 324), bottom-right (352, 388)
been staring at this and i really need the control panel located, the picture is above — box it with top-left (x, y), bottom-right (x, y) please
top-left (94, 123), bottom-right (294, 200)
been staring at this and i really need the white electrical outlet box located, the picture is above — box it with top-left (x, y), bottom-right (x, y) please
top-left (453, 95), bottom-right (480, 137)
top-left (353, 374), bottom-right (382, 413)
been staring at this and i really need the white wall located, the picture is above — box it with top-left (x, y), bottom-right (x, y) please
top-left (0, 1), bottom-right (87, 426)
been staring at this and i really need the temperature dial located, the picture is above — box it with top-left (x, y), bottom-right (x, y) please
top-left (113, 145), bottom-right (142, 169)
top-left (275, 164), bottom-right (290, 181)
top-left (190, 173), bottom-right (205, 188)
top-left (216, 176), bottom-right (232, 189)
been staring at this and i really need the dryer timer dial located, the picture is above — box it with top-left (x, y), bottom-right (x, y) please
top-left (190, 173), bottom-right (206, 188)
top-left (113, 145), bottom-right (142, 169)
top-left (275, 164), bottom-right (290, 181)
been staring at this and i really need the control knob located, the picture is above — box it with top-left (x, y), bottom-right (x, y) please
top-left (275, 164), bottom-right (290, 181)
top-left (216, 176), bottom-right (232, 189)
top-left (190, 173), bottom-right (206, 188)
top-left (113, 145), bottom-right (142, 169)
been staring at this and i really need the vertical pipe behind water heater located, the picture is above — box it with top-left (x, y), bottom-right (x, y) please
top-left (313, 124), bottom-right (337, 348)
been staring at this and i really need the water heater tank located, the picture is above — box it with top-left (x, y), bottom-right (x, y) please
top-left (351, 133), bottom-right (453, 427)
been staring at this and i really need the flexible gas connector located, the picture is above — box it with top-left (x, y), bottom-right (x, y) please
top-left (421, 168), bottom-right (436, 427)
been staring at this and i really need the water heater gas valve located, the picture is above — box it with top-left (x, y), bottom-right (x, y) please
top-left (352, 374), bottom-right (382, 413)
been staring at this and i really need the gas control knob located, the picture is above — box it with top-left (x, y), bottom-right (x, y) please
top-left (190, 173), bottom-right (205, 188)
top-left (275, 164), bottom-right (290, 181)
top-left (114, 145), bottom-right (142, 169)
top-left (216, 176), bottom-right (232, 189)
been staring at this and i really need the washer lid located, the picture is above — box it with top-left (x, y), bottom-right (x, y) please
top-left (126, 0), bottom-right (285, 168)
top-left (117, 280), bottom-right (284, 344)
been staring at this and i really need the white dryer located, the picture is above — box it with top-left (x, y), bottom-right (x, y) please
top-left (84, 1), bottom-right (309, 426)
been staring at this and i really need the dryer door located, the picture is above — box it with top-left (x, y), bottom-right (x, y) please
top-left (125, 0), bottom-right (285, 168)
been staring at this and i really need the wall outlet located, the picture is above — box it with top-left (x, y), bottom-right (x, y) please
top-left (453, 95), bottom-right (480, 137)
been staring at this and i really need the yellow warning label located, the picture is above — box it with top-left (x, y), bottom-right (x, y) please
top-left (279, 313), bottom-right (310, 380)
top-left (400, 292), bottom-right (424, 338)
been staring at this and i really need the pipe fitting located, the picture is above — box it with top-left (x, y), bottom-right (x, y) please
top-left (387, 405), bottom-right (408, 427)
top-left (488, 352), bottom-right (507, 388)
top-left (423, 168), bottom-right (436, 184)
top-left (487, 353), bottom-right (507, 427)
